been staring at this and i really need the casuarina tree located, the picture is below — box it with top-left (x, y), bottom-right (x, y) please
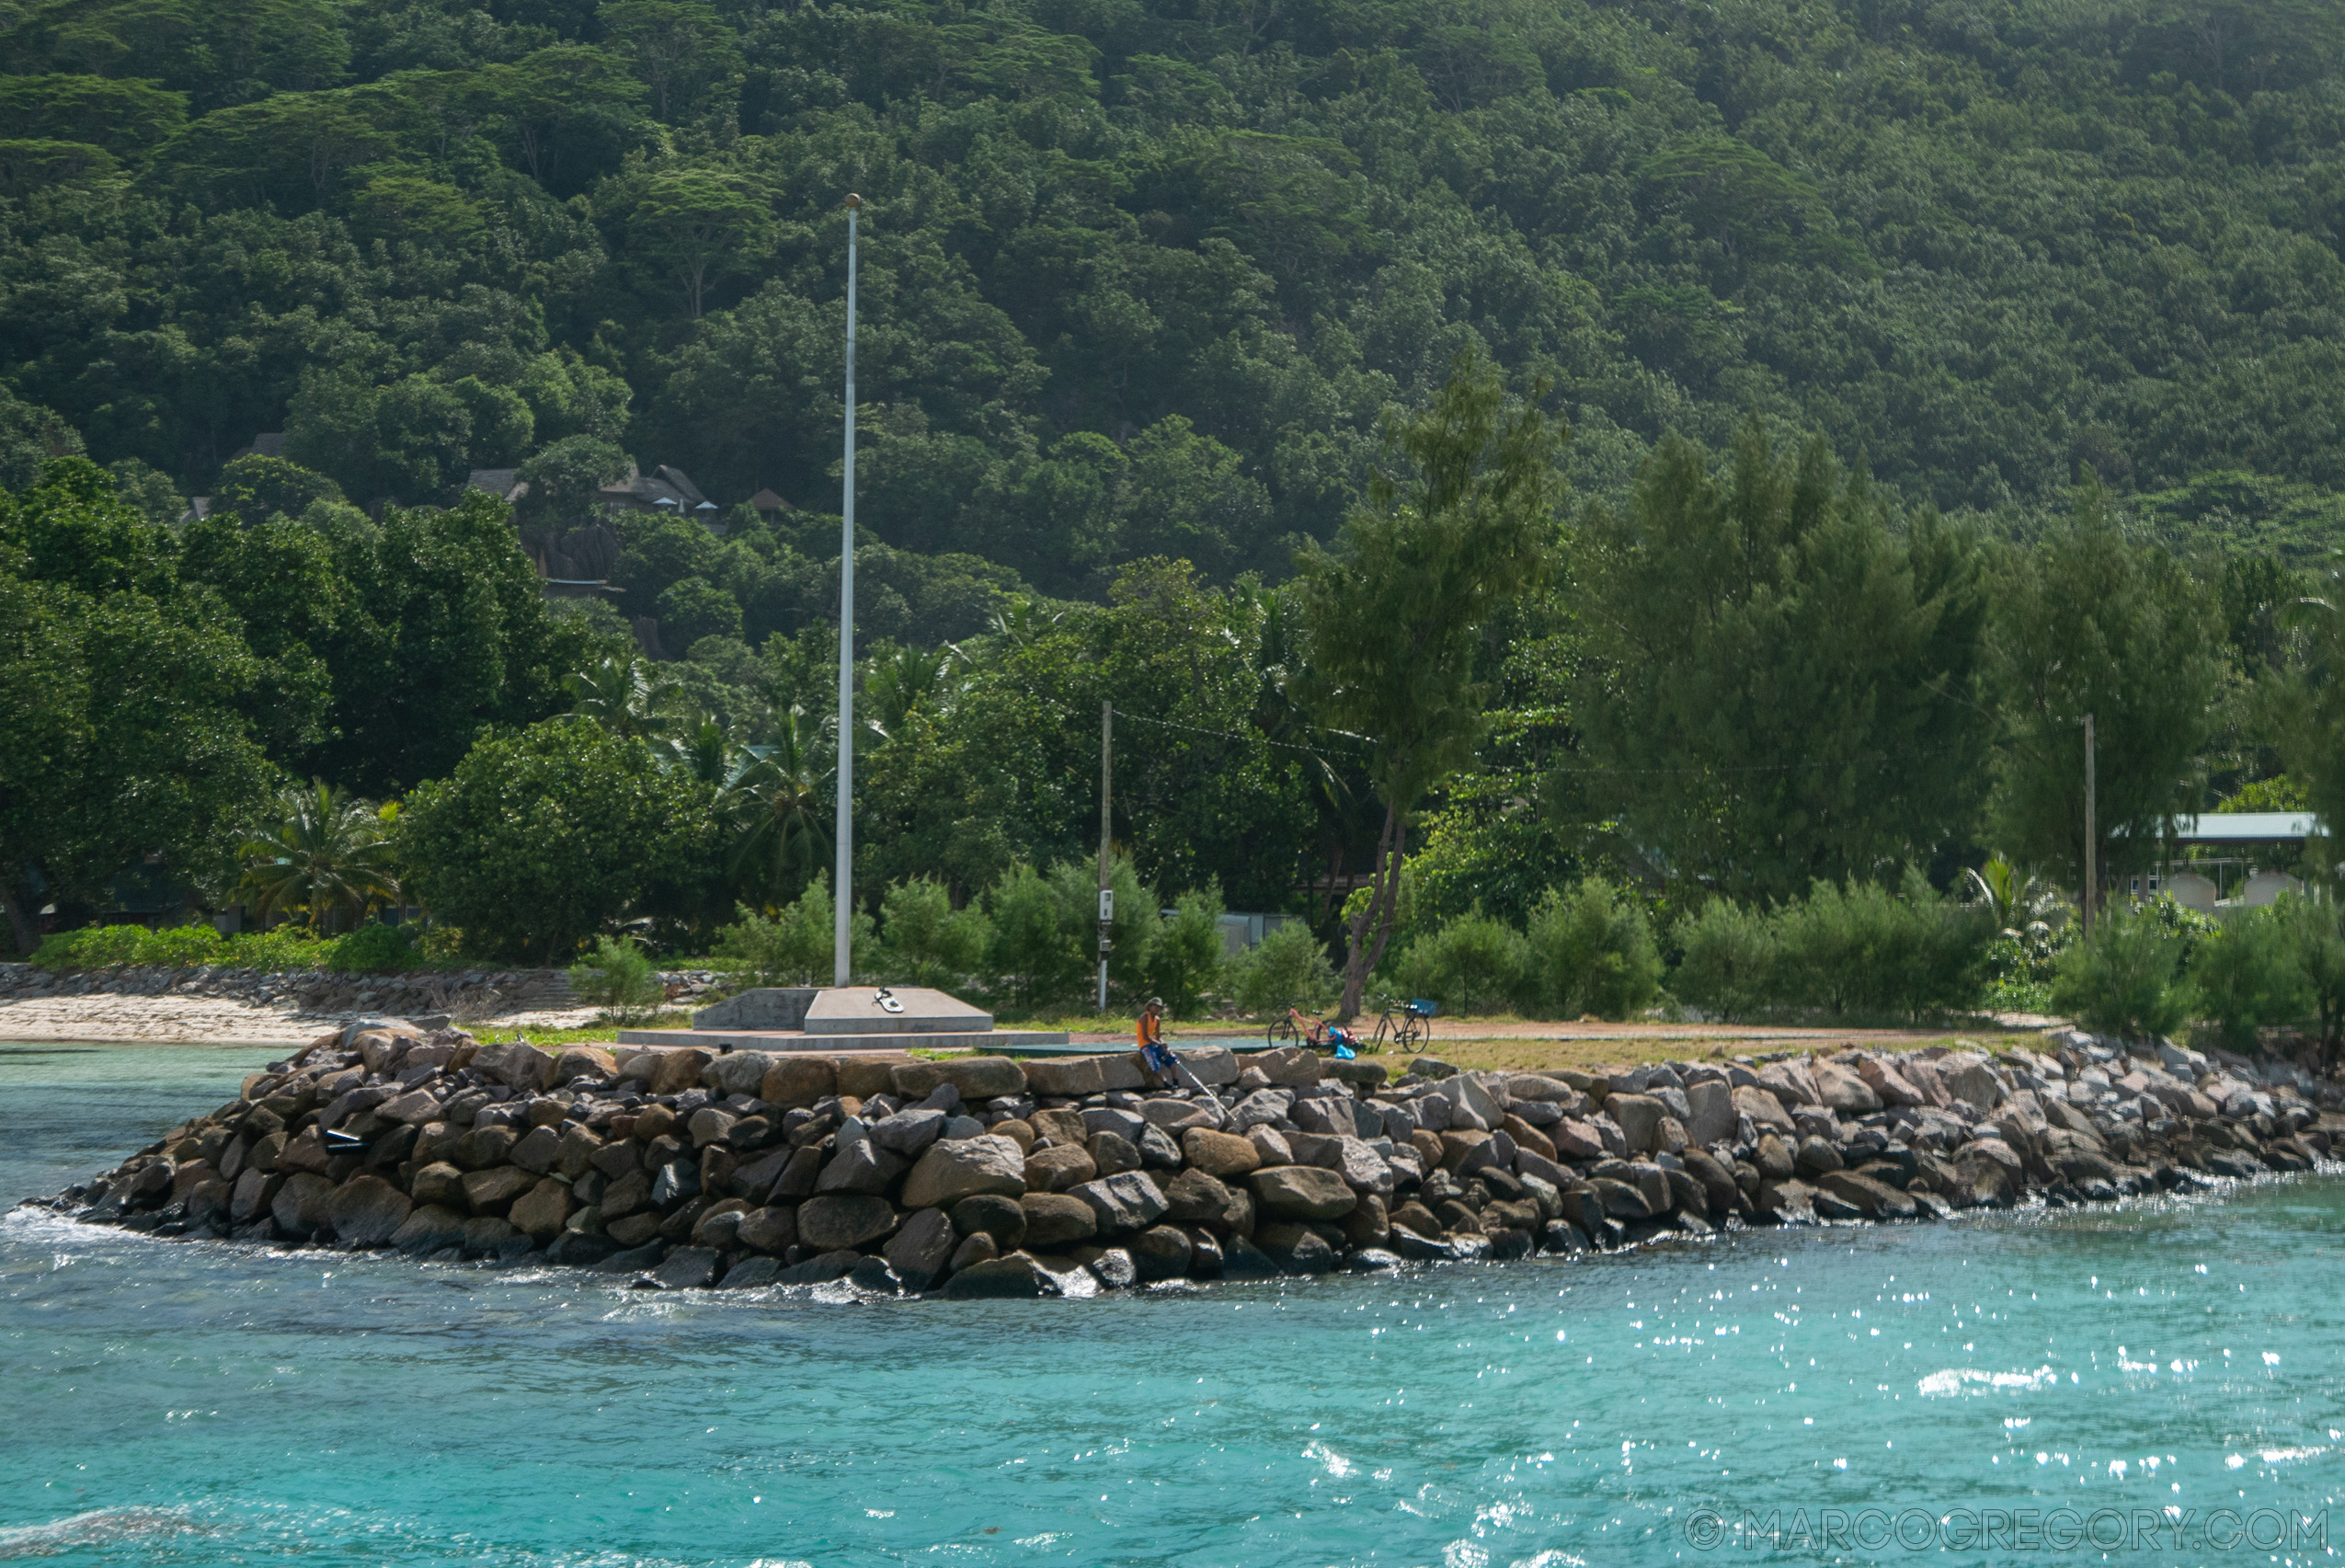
top-left (1293, 349), bottom-right (1560, 1018)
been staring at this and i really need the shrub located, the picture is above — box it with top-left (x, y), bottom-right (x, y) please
top-left (568, 936), bottom-right (665, 1024)
top-left (1231, 919), bottom-right (1338, 1019)
top-left (1671, 898), bottom-right (1776, 1022)
top-left (2188, 905), bottom-right (2311, 1048)
top-left (1046, 855), bottom-right (1158, 1001)
top-left (2275, 895), bottom-right (2345, 1048)
top-left (326, 921), bottom-right (421, 973)
top-left (1522, 877), bottom-right (1662, 1019)
top-left (985, 863), bottom-right (1086, 1009)
top-left (1145, 882), bottom-right (1227, 1019)
top-left (715, 877), bottom-right (871, 986)
top-left (1392, 910), bottom-right (1526, 1015)
top-left (33, 922), bottom-right (223, 968)
top-left (2051, 910), bottom-right (2191, 1040)
top-left (1767, 873), bottom-right (1990, 1019)
top-left (877, 877), bottom-right (991, 989)
top-left (220, 926), bottom-right (332, 970)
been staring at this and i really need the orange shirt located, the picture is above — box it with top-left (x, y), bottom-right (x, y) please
top-left (1137, 1012), bottom-right (1164, 1049)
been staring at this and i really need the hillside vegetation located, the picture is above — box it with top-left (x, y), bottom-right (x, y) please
top-left (3, 0), bottom-right (2344, 588)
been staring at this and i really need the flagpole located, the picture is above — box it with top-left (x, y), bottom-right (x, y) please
top-left (833, 193), bottom-right (860, 988)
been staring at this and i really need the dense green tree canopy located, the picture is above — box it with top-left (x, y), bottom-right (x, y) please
top-left (5, 0), bottom-right (2345, 588)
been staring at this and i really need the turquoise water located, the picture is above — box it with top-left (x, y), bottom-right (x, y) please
top-left (2, 1041), bottom-right (2340, 1566)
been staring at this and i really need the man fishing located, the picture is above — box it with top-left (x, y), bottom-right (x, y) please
top-left (1137, 996), bottom-right (1178, 1086)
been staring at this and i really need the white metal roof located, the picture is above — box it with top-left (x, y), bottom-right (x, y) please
top-left (2168, 812), bottom-right (2320, 842)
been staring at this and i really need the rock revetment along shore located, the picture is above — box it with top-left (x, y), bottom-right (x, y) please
top-left (20, 1024), bottom-right (2345, 1296)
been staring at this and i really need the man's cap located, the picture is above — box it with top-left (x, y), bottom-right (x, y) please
top-left (1146, 996), bottom-right (1164, 1009)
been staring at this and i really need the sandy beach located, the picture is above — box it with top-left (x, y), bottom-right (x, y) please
top-left (0, 993), bottom-right (603, 1045)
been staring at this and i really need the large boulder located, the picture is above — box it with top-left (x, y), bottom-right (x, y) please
top-left (1021, 1056), bottom-right (1107, 1097)
top-left (1757, 1059), bottom-right (1819, 1107)
top-left (389, 1202), bottom-right (468, 1253)
top-left (1817, 1169), bottom-right (1919, 1220)
top-left (1182, 1127), bottom-right (1262, 1180)
top-left (473, 1039), bottom-right (555, 1093)
top-left (270, 1172), bottom-right (337, 1237)
top-left (694, 1049), bottom-right (771, 1097)
top-left (815, 1136), bottom-right (905, 1196)
top-left (1128, 1225), bottom-right (1193, 1281)
top-left (408, 1162), bottom-right (466, 1208)
top-left (1247, 1165), bottom-right (1357, 1221)
top-left (736, 1205), bottom-right (797, 1253)
top-left (510, 1125), bottom-right (564, 1174)
top-left (324, 1174), bottom-right (412, 1247)
top-left (944, 1253), bottom-right (1058, 1299)
top-left (884, 1207), bottom-right (958, 1290)
top-left (899, 1135), bottom-right (1027, 1208)
top-left (944, 1057), bottom-right (1029, 1100)
top-left (379, 1091), bottom-right (441, 1126)
top-left (1024, 1145), bottom-right (1098, 1193)
top-left (462, 1165), bottom-right (541, 1215)
top-left (797, 1195), bottom-right (898, 1251)
top-left (1733, 1085), bottom-right (1797, 1133)
top-left (1855, 1056), bottom-right (1924, 1108)
top-left (760, 1056), bottom-right (838, 1107)
top-left (508, 1176), bottom-right (575, 1239)
top-left (1070, 1171), bottom-right (1169, 1233)
top-left (1256, 1046), bottom-right (1322, 1087)
top-left (1811, 1061), bottom-right (1882, 1115)
top-left (1943, 1058), bottom-right (2004, 1110)
top-left (1020, 1192), bottom-right (1098, 1248)
top-left (871, 1108), bottom-right (946, 1156)
top-left (951, 1193), bottom-right (1028, 1247)
top-left (551, 1045), bottom-right (619, 1084)
top-left (1606, 1093), bottom-right (1664, 1153)
top-left (1683, 1081), bottom-right (1736, 1145)
top-left (1162, 1167), bottom-right (1234, 1224)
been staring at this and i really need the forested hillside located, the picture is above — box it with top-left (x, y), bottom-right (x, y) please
top-left (6, 0), bottom-right (2345, 589)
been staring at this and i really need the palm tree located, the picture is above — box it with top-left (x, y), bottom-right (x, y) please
top-left (566, 653), bottom-right (674, 739)
top-left (238, 780), bottom-right (401, 933)
top-left (863, 641), bottom-right (966, 742)
top-left (661, 704), bottom-right (734, 784)
top-left (723, 705), bottom-right (829, 910)
top-left (988, 594), bottom-right (1063, 647)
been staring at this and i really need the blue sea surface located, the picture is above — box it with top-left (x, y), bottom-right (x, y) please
top-left (1, 1040), bottom-right (2339, 1566)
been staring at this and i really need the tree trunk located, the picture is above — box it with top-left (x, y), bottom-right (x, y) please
top-left (1337, 802), bottom-right (1406, 1020)
top-left (0, 881), bottom-right (38, 956)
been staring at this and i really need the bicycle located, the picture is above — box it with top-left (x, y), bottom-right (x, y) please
top-left (1371, 998), bottom-right (1437, 1055)
top-left (1266, 1011), bottom-right (1366, 1054)
top-left (1267, 1000), bottom-right (1435, 1055)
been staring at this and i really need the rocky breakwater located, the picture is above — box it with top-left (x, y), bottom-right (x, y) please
top-left (21, 1024), bottom-right (2345, 1298)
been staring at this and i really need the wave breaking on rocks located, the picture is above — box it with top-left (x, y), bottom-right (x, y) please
top-left (19, 1024), bottom-right (2344, 1296)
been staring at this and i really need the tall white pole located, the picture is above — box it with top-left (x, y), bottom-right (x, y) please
top-left (833, 194), bottom-right (860, 988)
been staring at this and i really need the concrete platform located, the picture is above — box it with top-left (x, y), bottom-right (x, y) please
top-left (805, 986), bottom-right (990, 1036)
top-left (615, 1027), bottom-right (1071, 1053)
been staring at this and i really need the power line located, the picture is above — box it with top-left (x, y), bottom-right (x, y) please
top-left (1110, 704), bottom-right (1979, 779)
top-left (1108, 707), bottom-right (1372, 758)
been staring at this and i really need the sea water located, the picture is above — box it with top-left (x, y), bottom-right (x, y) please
top-left (0, 1041), bottom-right (2339, 1567)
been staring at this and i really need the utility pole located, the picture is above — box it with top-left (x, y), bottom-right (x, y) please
top-left (832, 193), bottom-right (860, 988)
top-left (2082, 711), bottom-right (2096, 940)
top-left (1097, 701), bottom-right (1113, 1013)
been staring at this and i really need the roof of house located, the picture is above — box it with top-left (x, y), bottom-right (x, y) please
top-left (749, 487), bottom-right (790, 512)
top-left (600, 464), bottom-right (715, 514)
top-left (233, 432), bottom-right (287, 461)
top-left (2168, 812), bottom-right (2321, 842)
top-left (466, 468), bottom-right (528, 503)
